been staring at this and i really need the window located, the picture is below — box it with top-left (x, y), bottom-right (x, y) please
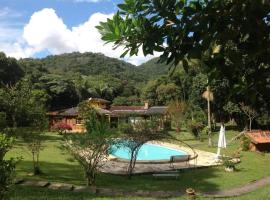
top-left (76, 118), bottom-right (83, 125)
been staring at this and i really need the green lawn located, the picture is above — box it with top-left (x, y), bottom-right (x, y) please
top-left (6, 128), bottom-right (270, 199)
top-left (9, 185), bottom-right (270, 200)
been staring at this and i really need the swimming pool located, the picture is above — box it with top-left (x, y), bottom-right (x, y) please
top-left (110, 142), bottom-right (187, 161)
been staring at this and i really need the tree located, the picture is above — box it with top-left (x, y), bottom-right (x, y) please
top-left (0, 133), bottom-right (16, 199)
top-left (39, 74), bottom-right (79, 110)
top-left (202, 84), bottom-right (214, 146)
top-left (119, 120), bottom-right (167, 179)
top-left (0, 52), bottom-right (24, 85)
top-left (63, 103), bottom-right (116, 186)
top-left (0, 79), bottom-right (48, 175)
top-left (223, 101), bottom-right (242, 124)
top-left (0, 80), bottom-right (47, 128)
top-left (167, 100), bottom-right (187, 132)
top-left (97, 0), bottom-right (270, 113)
top-left (113, 96), bottom-right (141, 106)
top-left (20, 108), bottom-right (48, 175)
top-left (240, 103), bottom-right (258, 131)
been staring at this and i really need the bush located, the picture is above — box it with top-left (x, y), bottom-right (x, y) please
top-left (187, 121), bottom-right (204, 138)
top-left (0, 112), bottom-right (7, 131)
top-left (222, 157), bottom-right (236, 169)
top-left (0, 133), bottom-right (16, 199)
top-left (241, 136), bottom-right (251, 151)
top-left (55, 122), bottom-right (72, 134)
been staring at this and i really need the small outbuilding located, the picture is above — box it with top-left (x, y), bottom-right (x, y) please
top-left (245, 130), bottom-right (270, 152)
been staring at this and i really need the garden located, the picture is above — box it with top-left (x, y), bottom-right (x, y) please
top-left (1, 0), bottom-right (270, 199)
top-left (3, 126), bottom-right (270, 199)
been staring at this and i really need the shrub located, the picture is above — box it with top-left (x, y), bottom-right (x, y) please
top-left (241, 136), bottom-right (251, 151)
top-left (0, 133), bottom-right (16, 199)
top-left (187, 121), bottom-right (204, 138)
top-left (222, 157), bottom-right (236, 169)
top-left (55, 122), bottom-right (72, 134)
top-left (0, 112), bottom-right (7, 131)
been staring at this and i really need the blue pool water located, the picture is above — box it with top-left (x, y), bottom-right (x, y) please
top-left (110, 143), bottom-right (187, 161)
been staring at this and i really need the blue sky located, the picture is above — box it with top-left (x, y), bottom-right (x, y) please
top-left (0, 0), bottom-right (157, 65)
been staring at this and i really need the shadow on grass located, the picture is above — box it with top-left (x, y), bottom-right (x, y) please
top-left (15, 160), bottom-right (222, 193)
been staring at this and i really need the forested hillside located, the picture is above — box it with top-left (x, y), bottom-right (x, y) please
top-left (20, 52), bottom-right (170, 84)
top-left (1, 51), bottom-right (269, 128)
top-left (14, 52), bottom-right (171, 109)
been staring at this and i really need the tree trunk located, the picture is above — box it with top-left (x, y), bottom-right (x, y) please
top-left (249, 118), bottom-right (252, 131)
top-left (12, 114), bottom-right (17, 128)
top-left (207, 86), bottom-right (212, 147)
top-left (86, 169), bottom-right (96, 186)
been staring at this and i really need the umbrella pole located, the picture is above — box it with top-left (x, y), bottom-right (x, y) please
top-left (216, 147), bottom-right (221, 159)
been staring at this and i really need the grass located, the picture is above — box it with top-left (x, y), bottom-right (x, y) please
top-left (5, 128), bottom-right (270, 199)
top-left (9, 185), bottom-right (270, 200)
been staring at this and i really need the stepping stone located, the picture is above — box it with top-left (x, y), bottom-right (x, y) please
top-left (133, 190), bottom-right (150, 196)
top-left (149, 191), bottom-right (170, 198)
top-left (14, 178), bottom-right (24, 184)
top-left (97, 188), bottom-right (115, 195)
top-left (20, 180), bottom-right (37, 186)
top-left (35, 181), bottom-right (50, 187)
top-left (73, 186), bottom-right (97, 194)
top-left (48, 183), bottom-right (74, 191)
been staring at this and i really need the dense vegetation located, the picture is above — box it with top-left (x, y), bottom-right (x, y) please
top-left (15, 52), bottom-right (172, 109)
top-left (97, 0), bottom-right (270, 129)
top-left (1, 50), bottom-right (269, 129)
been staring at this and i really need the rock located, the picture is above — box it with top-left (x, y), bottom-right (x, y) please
top-left (133, 190), bottom-right (150, 196)
top-left (231, 158), bottom-right (241, 163)
top-left (20, 180), bottom-right (36, 186)
top-left (14, 178), bottom-right (24, 184)
top-left (35, 181), bottom-right (50, 187)
top-left (48, 183), bottom-right (74, 191)
top-left (73, 186), bottom-right (97, 194)
top-left (98, 188), bottom-right (115, 195)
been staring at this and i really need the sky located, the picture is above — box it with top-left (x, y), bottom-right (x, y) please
top-left (0, 0), bottom-right (158, 65)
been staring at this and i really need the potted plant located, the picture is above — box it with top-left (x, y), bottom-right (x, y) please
top-left (186, 188), bottom-right (195, 199)
top-left (223, 158), bottom-right (236, 172)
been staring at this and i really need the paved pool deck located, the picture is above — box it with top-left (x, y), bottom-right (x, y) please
top-left (101, 142), bottom-right (218, 174)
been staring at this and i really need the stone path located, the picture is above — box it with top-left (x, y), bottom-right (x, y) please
top-left (15, 175), bottom-right (270, 198)
top-left (203, 175), bottom-right (270, 198)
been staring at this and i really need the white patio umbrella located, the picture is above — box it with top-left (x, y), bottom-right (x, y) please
top-left (216, 124), bottom-right (226, 159)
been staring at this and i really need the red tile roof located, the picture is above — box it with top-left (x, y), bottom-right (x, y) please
top-left (245, 130), bottom-right (270, 144)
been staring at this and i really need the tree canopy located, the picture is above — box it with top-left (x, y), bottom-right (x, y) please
top-left (97, 0), bottom-right (270, 111)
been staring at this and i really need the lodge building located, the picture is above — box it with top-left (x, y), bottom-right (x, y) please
top-left (47, 98), bottom-right (170, 132)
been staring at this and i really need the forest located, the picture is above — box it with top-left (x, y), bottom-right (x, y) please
top-left (0, 51), bottom-right (269, 129)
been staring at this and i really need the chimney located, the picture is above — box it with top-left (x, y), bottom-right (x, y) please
top-left (144, 102), bottom-right (149, 109)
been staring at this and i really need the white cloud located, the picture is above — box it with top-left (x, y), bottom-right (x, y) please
top-left (3, 8), bottom-right (159, 65)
